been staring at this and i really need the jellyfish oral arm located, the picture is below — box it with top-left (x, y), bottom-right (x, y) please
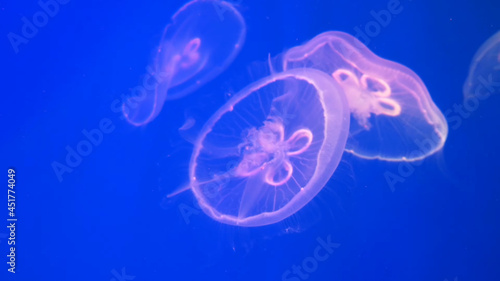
top-left (234, 152), bottom-right (269, 177)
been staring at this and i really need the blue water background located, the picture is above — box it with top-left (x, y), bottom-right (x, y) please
top-left (1, 0), bottom-right (499, 280)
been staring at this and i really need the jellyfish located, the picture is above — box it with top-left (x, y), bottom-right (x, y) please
top-left (184, 68), bottom-right (350, 227)
top-left (463, 30), bottom-right (500, 101)
top-left (282, 31), bottom-right (448, 161)
top-left (122, 0), bottom-right (246, 126)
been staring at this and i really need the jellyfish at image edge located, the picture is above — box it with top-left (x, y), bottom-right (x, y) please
top-left (463, 30), bottom-right (500, 101)
top-left (282, 31), bottom-right (448, 161)
top-left (186, 68), bottom-right (350, 227)
top-left (122, 0), bottom-right (246, 126)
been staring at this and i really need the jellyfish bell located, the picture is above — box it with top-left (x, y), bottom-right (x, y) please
top-left (154, 0), bottom-right (246, 101)
top-left (282, 31), bottom-right (448, 161)
top-left (186, 68), bottom-right (349, 227)
top-left (463, 30), bottom-right (500, 101)
top-left (122, 0), bottom-right (247, 126)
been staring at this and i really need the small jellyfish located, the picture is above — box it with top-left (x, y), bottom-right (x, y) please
top-left (188, 68), bottom-right (350, 226)
top-left (178, 116), bottom-right (198, 144)
top-left (282, 31), bottom-right (448, 161)
top-left (123, 0), bottom-right (246, 126)
top-left (463, 30), bottom-right (500, 100)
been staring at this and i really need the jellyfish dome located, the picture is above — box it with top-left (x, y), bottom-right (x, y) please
top-left (189, 68), bottom-right (350, 226)
top-left (283, 31), bottom-right (448, 161)
top-left (123, 0), bottom-right (246, 126)
top-left (463, 30), bottom-right (500, 100)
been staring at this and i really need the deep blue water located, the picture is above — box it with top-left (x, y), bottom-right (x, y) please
top-left (1, 0), bottom-right (500, 280)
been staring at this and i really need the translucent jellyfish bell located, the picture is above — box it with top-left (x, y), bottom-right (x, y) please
top-left (123, 0), bottom-right (246, 126)
top-left (463, 30), bottom-right (500, 100)
top-left (282, 31), bottom-right (448, 161)
top-left (189, 68), bottom-right (350, 226)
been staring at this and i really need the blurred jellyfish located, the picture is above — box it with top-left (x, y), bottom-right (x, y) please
top-left (178, 116), bottom-right (198, 144)
top-left (463, 30), bottom-right (500, 101)
top-left (187, 68), bottom-right (350, 226)
top-left (179, 117), bottom-right (196, 133)
top-left (123, 0), bottom-right (246, 126)
top-left (282, 31), bottom-right (448, 161)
